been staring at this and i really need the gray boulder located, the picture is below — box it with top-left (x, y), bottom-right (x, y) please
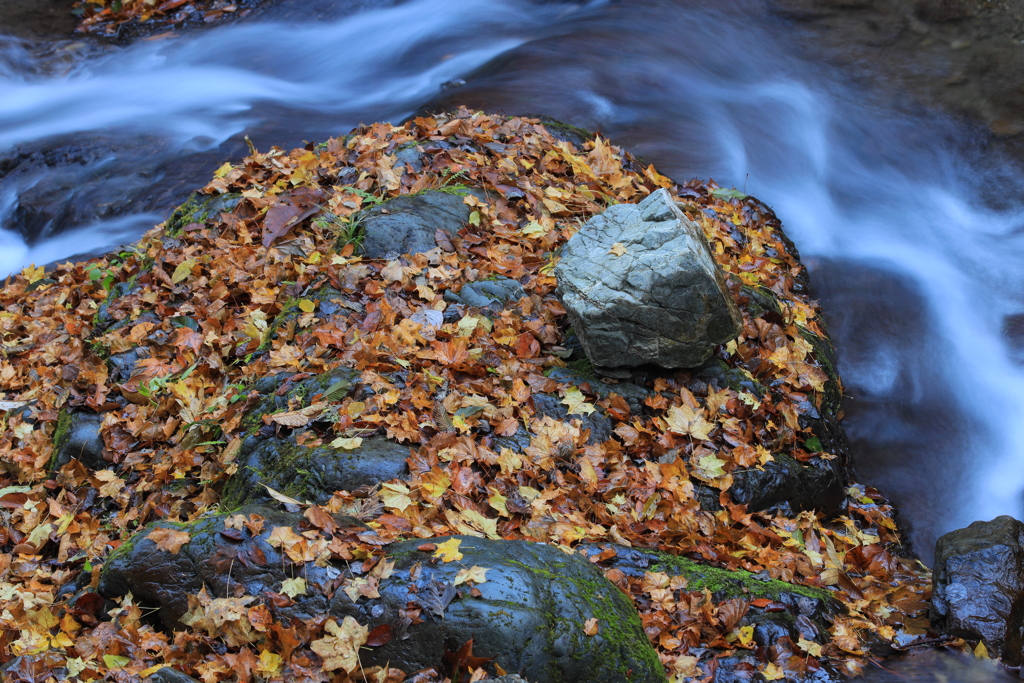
top-left (554, 188), bottom-right (742, 373)
top-left (359, 189), bottom-right (475, 259)
top-left (932, 515), bottom-right (1024, 664)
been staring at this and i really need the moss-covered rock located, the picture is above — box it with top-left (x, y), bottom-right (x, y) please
top-left (329, 535), bottom-right (667, 683)
top-left (222, 365), bottom-right (410, 507)
top-left (49, 409), bottom-right (106, 472)
top-left (164, 192), bottom-right (241, 236)
top-left (578, 543), bottom-right (838, 652)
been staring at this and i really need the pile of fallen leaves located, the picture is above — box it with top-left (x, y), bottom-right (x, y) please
top-left (0, 107), bottom-right (933, 682)
top-left (72, 0), bottom-right (259, 36)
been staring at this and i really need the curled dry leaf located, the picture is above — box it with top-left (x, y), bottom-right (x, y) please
top-left (147, 527), bottom-right (191, 554)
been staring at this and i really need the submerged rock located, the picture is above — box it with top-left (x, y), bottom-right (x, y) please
top-left (931, 515), bottom-right (1024, 664)
top-left (555, 188), bottom-right (742, 374)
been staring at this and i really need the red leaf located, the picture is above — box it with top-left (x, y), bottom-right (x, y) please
top-left (365, 623), bottom-right (393, 647)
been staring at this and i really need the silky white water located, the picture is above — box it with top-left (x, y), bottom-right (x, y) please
top-left (2, 0), bottom-right (1023, 561)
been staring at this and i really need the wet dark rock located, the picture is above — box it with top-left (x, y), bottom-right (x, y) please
top-left (555, 189), bottom-right (742, 374)
top-left (92, 281), bottom-right (148, 335)
top-left (329, 535), bottom-right (666, 683)
top-left (359, 189), bottom-right (476, 259)
top-left (546, 365), bottom-right (652, 417)
top-left (98, 505), bottom-right (363, 629)
top-left (223, 432), bottom-right (410, 507)
top-left (393, 143), bottom-right (426, 172)
top-left (147, 667), bottom-right (202, 683)
top-left (444, 276), bottom-right (527, 310)
top-left (730, 454), bottom-right (845, 515)
top-left (531, 392), bottom-right (612, 443)
top-left (577, 543), bottom-right (837, 649)
top-left (931, 515), bottom-right (1024, 664)
top-left (492, 390), bottom-right (613, 453)
top-left (222, 365), bottom-right (408, 506)
top-left (239, 365), bottom-right (359, 435)
top-left (50, 410), bottom-right (107, 471)
top-left (107, 346), bottom-right (151, 384)
top-left (100, 519), bottom-right (662, 682)
top-left (525, 114), bottom-right (596, 147)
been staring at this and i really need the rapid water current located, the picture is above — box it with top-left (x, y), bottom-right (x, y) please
top-left (3, 0), bottom-right (1024, 579)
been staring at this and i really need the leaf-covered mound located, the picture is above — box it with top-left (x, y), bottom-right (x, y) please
top-left (72, 0), bottom-right (264, 37)
top-left (0, 108), bottom-right (931, 681)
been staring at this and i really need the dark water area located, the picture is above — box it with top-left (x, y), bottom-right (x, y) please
top-left (4, 0), bottom-right (1024, 613)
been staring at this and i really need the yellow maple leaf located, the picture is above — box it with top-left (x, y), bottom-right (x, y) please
top-left (147, 527), bottom-right (191, 554)
top-left (488, 490), bottom-right (510, 517)
top-left (460, 509), bottom-right (500, 539)
top-left (311, 617), bottom-right (368, 673)
top-left (256, 650), bottom-right (283, 677)
top-left (762, 662), bottom-right (786, 681)
top-left (608, 243), bottom-right (628, 257)
top-left (171, 258), bottom-right (196, 284)
top-left (693, 452), bottom-right (726, 480)
top-left (21, 264), bottom-right (45, 284)
top-left (380, 482), bottom-right (413, 512)
top-left (561, 387), bottom-right (596, 416)
top-left (280, 577), bottom-right (307, 598)
top-left (454, 565), bottom-right (489, 585)
top-left (433, 537), bottom-right (463, 562)
top-left (330, 437), bottom-right (363, 450)
top-left (665, 404), bottom-right (713, 440)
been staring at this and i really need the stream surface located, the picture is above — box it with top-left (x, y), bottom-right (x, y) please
top-left (3, 0), bottom-right (1024, 584)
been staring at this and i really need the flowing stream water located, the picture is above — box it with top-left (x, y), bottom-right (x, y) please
top-left (3, 0), bottom-right (1024, 582)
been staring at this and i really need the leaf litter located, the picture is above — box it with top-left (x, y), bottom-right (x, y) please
top-left (0, 107), bottom-right (938, 681)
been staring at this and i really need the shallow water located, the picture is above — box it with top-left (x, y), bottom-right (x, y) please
top-left (3, 0), bottom-right (1024, 568)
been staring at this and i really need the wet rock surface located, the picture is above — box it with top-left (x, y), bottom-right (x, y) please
top-left (224, 432), bottom-right (410, 506)
top-left (577, 543), bottom-right (838, 646)
top-left (359, 189), bottom-right (477, 259)
top-left (555, 188), bottom-right (742, 374)
top-left (931, 515), bottom-right (1024, 664)
top-left (444, 275), bottom-right (527, 310)
top-left (100, 518), bottom-right (665, 683)
top-left (221, 365), bottom-right (412, 506)
top-left (98, 505), bottom-right (363, 629)
top-left (729, 454), bottom-right (845, 515)
top-left (328, 535), bottom-right (666, 683)
top-left (50, 409), bottom-right (107, 470)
